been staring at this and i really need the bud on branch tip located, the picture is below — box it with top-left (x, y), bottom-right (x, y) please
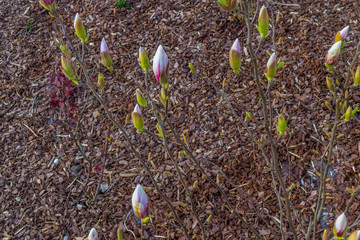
top-left (333, 212), bottom-right (347, 238)
top-left (100, 37), bottom-right (113, 72)
top-left (132, 184), bottom-right (149, 222)
top-left (257, 6), bottom-right (269, 39)
top-left (153, 45), bottom-right (169, 86)
top-left (88, 228), bottom-right (98, 240)
top-left (229, 38), bottom-right (241, 74)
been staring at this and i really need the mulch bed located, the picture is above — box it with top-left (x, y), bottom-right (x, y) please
top-left (1, 0), bottom-right (360, 239)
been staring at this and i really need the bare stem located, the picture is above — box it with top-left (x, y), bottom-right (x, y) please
top-left (53, 10), bottom-right (191, 239)
top-left (243, 1), bottom-right (298, 238)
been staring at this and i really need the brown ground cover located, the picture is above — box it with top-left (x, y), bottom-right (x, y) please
top-left (1, 0), bottom-right (360, 239)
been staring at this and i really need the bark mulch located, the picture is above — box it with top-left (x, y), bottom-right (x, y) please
top-left (1, 0), bottom-right (359, 239)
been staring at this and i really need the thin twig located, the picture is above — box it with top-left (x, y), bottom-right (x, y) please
top-left (243, 1), bottom-right (298, 238)
top-left (94, 123), bottom-right (112, 200)
top-left (53, 10), bottom-right (191, 239)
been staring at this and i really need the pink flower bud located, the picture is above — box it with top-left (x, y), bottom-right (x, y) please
top-left (266, 53), bottom-right (276, 81)
top-left (131, 184), bottom-right (148, 219)
top-left (100, 37), bottom-right (109, 53)
top-left (100, 38), bottom-right (113, 71)
top-left (153, 45), bottom-right (169, 85)
top-left (326, 41), bottom-right (342, 66)
top-left (340, 26), bottom-right (349, 40)
top-left (333, 212), bottom-right (347, 237)
top-left (131, 104), bottom-right (144, 132)
top-left (88, 228), bottom-right (98, 240)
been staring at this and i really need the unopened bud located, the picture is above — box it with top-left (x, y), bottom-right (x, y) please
top-left (139, 47), bottom-right (150, 72)
top-left (345, 106), bottom-right (352, 122)
top-left (278, 115), bottom-right (287, 135)
top-left (98, 73), bottom-right (105, 90)
top-left (88, 228), bottom-right (98, 240)
top-left (74, 13), bottom-right (87, 42)
top-left (266, 53), bottom-right (277, 81)
top-left (136, 89), bottom-right (147, 108)
top-left (333, 212), bottom-right (347, 237)
top-left (61, 56), bottom-right (74, 80)
top-left (354, 66), bottom-right (360, 86)
top-left (257, 6), bottom-right (269, 39)
top-left (229, 38), bottom-right (241, 74)
top-left (60, 45), bottom-right (71, 56)
top-left (39, 0), bottom-right (55, 10)
top-left (100, 38), bottom-right (113, 72)
top-left (326, 41), bottom-right (342, 66)
top-left (335, 26), bottom-right (349, 43)
top-left (325, 101), bottom-right (333, 111)
top-left (326, 77), bottom-right (335, 94)
top-left (131, 104), bottom-right (144, 132)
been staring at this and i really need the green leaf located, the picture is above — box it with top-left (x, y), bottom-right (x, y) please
top-left (277, 61), bottom-right (284, 69)
top-left (70, 78), bottom-right (79, 85)
top-left (218, 0), bottom-right (227, 5)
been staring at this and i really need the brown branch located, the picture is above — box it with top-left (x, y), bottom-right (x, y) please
top-left (242, 1), bottom-right (298, 238)
top-left (52, 10), bottom-right (191, 240)
top-left (142, 73), bottom-right (207, 239)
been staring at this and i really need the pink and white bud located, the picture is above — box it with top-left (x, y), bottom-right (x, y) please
top-left (131, 184), bottom-right (149, 219)
top-left (132, 104), bottom-right (144, 132)
top-left (340, 26), bottom-right (349, 40)
top-left (100, 38), bottom-right (113, 71)
top-left (88, 228), bottom-right (98, 240)
top-left (100, 38), bottom-right (109, 53)
top-left (266, 53), bottom-right (277, 81)
top-left (134, 104), bottom-right (141, 115)
top-left (74, 13), bottom-right (86, 42)
top-left (334, 212), bottom-right (347, 237)
top-left (326, 41), bottom-right (342, 66)
top-left (153, 45), bottom-right (169, 85)
top-left (229, 38), bottom-right (241, 74)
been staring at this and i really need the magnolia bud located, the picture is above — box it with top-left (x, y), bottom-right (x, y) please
top-left (136, 89), bottom-right (147, 108)
top-left (132, 184), bottom-right (149, 221)
top-left (278, 115), bottom-right (287, 135)
top-left (354, 66), bottom-right (360, 86)
top-left (348, 230), bottom-right (360, 240)
top-left (100, 38), bottom-right (113, 72)
top-left (139, 47), bottom-right (150, 72)
top-left (333, 212), bottom-right (347, 238)
top-left (61, 56), bottom-right (74, 79)
top-left (39, 0), bottom-right (54, 10)
top-left (326, 41), bottom-right (342, 66)
top-left (98, 73), bottom-right (105, 90)
top-left (153, 45), bottom-right (169, 85)
top-left (88, 228), bottom-right (98, 240)
top-left (325, 101), bottom-right (333, 111)
top-left (326, 76), bottom-right (335, 94)
top-left (131, 104), bottom-right (144, 132)
top-left (335, 26), bottom-right (349, 43)
top-left (345, 106), bottom-right (352, 122)
top-left (257, 6), bottom-right (269, 39)
top-left (74, 13), bottom-right (86, 42)
top-left (266, 53), bottom-right (276, 81)
top-left (229, 38), bottom-right (241, 74)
